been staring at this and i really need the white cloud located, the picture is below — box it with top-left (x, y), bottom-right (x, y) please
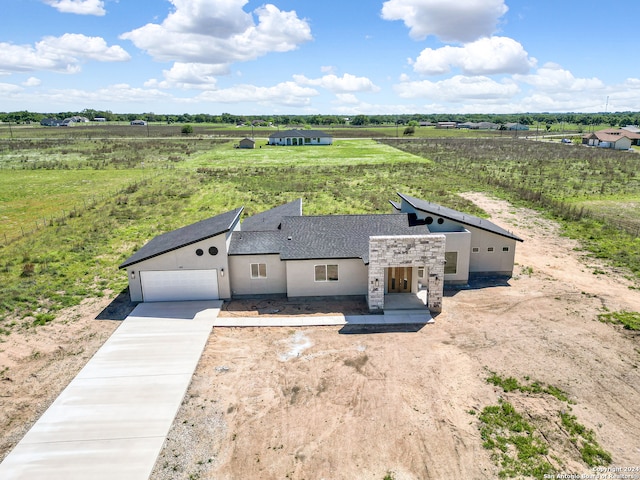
top-left (43, 0), bottom-right (106, 16)
top-left (412, 36), bottom-right (536, 75)
top-left (0, 82), bottom-right (23, 95)
top-left (0, 34), bottom-right (130, 74)
top-left (395, 75), bottom-right (519, 101)
top-left (121, 0), bottom-right (312, 66)
top-left (145, 63), bottom-right (229, 90)
top-left (515, 63), bottom-right (604, 93)
top-left (381, 0), bottom-right (508, 43)
top-left (293, 73), bottom-right (380, 93)
top-left (334, 93), bottom-right (359, 104)
top-left (23, 77), bottom-right (42, 87)
top-left (321, 65), bottom-right (336, 74)
top-left (196, 81), bottom-right (318, 106)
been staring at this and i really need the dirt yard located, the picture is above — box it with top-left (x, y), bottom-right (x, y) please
top-left (2, 193), bottom-right (640, 479)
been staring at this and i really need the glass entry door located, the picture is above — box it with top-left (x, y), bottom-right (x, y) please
top-left (388, 267), bottom-right (412, 293)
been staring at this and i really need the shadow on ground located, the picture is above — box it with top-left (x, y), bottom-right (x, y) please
top-left (95, 288), bottom-right (138, 321)
top-left (339, 323), bottom-right (426, 334)
top-left (444, 277), bottom-right (512, 298)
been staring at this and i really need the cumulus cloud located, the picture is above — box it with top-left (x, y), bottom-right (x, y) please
top-left (145, 63), bottom-right (229, 90)
top-left (293, 73), bottom-right (380, 93)
top-left (515, 63), bottom-right (604, 93)
top-left (395, 75), bottom-right (519, 101)
top-left (381, 0), bottom-right (508, 43)
top-left (412, 36), bottom-right (535, 75)
top-left (0, 82), bottom-right (23, 95)
top-left (196, 81), bottom-right (318, 106)
top-left (23, 77), bottom-right (42, 87)
top-left (0, 34), bottom-right (130, 74)
top-left (121, 0), bottom-right (312, 67)
top-left (43, 0), bottom-right (106, 16)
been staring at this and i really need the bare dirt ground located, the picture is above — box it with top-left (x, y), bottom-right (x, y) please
top-left (2, 193), bottom-right (640, 479)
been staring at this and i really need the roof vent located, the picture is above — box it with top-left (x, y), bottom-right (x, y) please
top-left (288, 236), bottom-right (292, 240)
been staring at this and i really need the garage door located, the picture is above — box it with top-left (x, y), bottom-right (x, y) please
top-left (140, 270), bottom-right (219, 302)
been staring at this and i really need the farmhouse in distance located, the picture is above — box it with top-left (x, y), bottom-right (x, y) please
top-left (267, 129), bottom-right (333, 146)
top-left (120, 193), bottom-right (522, 314)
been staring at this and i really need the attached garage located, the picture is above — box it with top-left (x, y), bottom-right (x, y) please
top-left (140, 270), bottom-right (219, 302)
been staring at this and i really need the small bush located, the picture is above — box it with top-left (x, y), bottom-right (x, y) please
top-left (598, 310), bottom-right (640, 331)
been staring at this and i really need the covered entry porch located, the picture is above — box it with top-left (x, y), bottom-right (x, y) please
top-left (367, 235), bottom-right (445, 314)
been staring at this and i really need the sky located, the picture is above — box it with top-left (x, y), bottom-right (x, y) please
top-left (1, 0), bottom-right (639, 116)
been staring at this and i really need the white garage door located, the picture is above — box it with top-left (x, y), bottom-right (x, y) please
top-left (141, 270), bottom-right (219, 302)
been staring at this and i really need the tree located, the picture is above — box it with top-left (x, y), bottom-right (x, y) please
top-left (351, 114), bottom-right (369, 126)
top-left (403, 126), bottom-right (415, 135)
top-left (181, 124), bottom-right (193, 135)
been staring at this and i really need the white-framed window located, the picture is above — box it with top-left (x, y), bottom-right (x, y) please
top-left (315, 264), bottom-right (339, 282)
top-left (502, 246), bottom-right (510, 252)
top-left (250, 263), bottom-right (267, 279)
top-left (444, 252), bottom-right (458, 275)
top-left (487, 247), bottom-right (495, 253)
top-left (418, 267), bottom-right (425, 278)
top-left (472, 247), bottom-right (479, 253)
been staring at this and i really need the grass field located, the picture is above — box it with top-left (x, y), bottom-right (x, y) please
top-left (0, 130), bottom-right (638, 333)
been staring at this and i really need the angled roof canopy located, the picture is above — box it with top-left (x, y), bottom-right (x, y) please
top-left (119, 208), bottom-right (243, 268)
top-left (396, 193), bottom-right (523, 242)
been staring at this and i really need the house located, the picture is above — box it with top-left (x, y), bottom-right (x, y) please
top-left (582, 129), bottom-right (638, 150)
top-left (504, 123), bottom-right (529, 131)
top-left (436, 122), bottom-right (457, 129)
top-left (40, 118), bottom-right (61, 127)
top-left (120, 194), bottom-right (522, 314)
top-left (130, 120), bottom-right (147, 126)
top-left (238, 138), bottom-right (256, 149)
top-left (267, 129), bottom-right (333, 146)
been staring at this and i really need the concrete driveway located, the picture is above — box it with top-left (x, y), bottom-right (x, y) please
top-left (0, 301), bottom-right (221, 480)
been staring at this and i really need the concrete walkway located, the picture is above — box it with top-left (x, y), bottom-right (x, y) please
top-left (212, 310), bottom-right (433, 327)
top-left (0, 301), bottom-right (222, 480)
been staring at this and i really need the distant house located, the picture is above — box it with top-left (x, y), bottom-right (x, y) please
top-left (60, 116), bottom-right (89, 126)
top-left (582, 129), bottom-right (638, 150)
top-left (505, 123), bottom-right (529, 131)
top-left (40, 118), bottom-right (61, 127)
top-left (238, 138), bottom-right (256, 149)
top-left (457, 122), bottom-right (498, 130)
top-left (94, 117), bottom-right (107, 122)
top-left (436, 121), bottom-right (457, 129)
top-left (130, 120), bottom-right (147, 126)
top-left (267, 129), bottom-right (333, 146)
top-left (621, 126), bottom-right (640, 145)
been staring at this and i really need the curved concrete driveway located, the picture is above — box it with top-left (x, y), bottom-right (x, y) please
top-left (0, 301), bottom-right (221, 480)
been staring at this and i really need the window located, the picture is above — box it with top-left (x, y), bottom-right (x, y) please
top-left (250, 263), bottom-right (267, 278)
top-left (444, 252), bottom-right (458, 274)
top-left (437, 218), bottom-right (444, 224)
top-left (472, 247), bottom-right (479, 253)
top-left (195, 248), bottom-right (204, 256)
top-left (418, 267), bottom-right (425, 278)
top-left (502, 246), bottom-right (510, 252)
top-left (315, 264), bottom-right (339, 282)
top-left (209, 246), bottom-right (219, 256)
top-left (487, 247), bottom-right (494, 253)
top-left (305, 137), bottom-right (311, 144)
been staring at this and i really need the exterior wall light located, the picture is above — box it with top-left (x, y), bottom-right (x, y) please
top-left (220, 268), bottom-right (224, 277)
top-left (130, 271), bottom-right (135, 279)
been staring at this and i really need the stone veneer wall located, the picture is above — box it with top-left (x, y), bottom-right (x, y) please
top-left (368, 235), bottom-right (445, 313)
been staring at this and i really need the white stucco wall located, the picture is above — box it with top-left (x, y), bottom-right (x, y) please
top-left (285, 258), bottom-right (368, 297)
top-left (229, 254), bottom-right (287, 296)
top-left (442, 230), bottom-right (471, 283)
top-left (125, 232), bottom-right (232, 302)
top-left (466, 226), bottom-right (517, 275)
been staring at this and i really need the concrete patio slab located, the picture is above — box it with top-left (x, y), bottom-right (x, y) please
top-left (212, 310), bottom-right (432, 327)
top-left (0, 300), bottom-right (221, 480)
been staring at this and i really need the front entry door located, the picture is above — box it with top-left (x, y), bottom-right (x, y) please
top-left (388, 267), bottom-right (412, 293)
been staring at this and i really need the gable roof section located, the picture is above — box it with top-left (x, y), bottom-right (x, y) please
top-left (241, 199), bottom-right (302, 231)
top-left (229, 231), bottom-right (284, 255)
top-left (397, 193), bottom-right (523, 242)
top-left (268, 129), bottom-right (332, 139)
top-left (119, 208), bottom-right (243, 268)
top-left (279, 214), bottom-right (430, 264)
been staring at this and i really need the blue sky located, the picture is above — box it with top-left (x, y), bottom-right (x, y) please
top-left (1, 0), bottom-right (639, 115)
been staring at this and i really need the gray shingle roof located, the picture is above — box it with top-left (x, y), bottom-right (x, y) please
top-left (268, 129), bottom-right (332, 139)
top-left (241, 199), bottom-right (302, 231)
top-left (279, 214), bottom-right (430, 264)
top-left (397, 193), bottom-right (523, 242)
top-left (229, 231), bottom-right (284, 255)
top-left (119, 208), bottom-right (243, 268)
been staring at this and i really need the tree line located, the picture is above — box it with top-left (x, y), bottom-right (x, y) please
top-left (1, 109), bottom-right (639, 128)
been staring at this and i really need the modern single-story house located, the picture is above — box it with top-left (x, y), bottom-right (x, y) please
top-left (40, 118), bottom-right (62, 127)
top-left (130, 120), bottom-right (147, 126)
top-left (267, 129), bottom-right (333, 146)
top-left (504, 123), bottom-right (529, 131)
top-left (582, 129), bottom-right (639, 149)
top-left (119, 194), bottom-right (522, 313)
